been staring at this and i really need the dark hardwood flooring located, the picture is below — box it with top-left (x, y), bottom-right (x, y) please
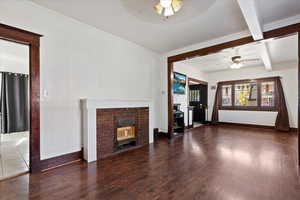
top-left (0, 125), bottom-right (299, 200)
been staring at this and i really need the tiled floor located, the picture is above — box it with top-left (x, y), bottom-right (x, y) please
top-left (0, 132), bottom-right (29, 180)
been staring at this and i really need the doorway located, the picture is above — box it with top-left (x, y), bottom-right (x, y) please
top-left (0, 39), bottom-right (30, 180)
top-left (0, 23), bottom-right (41, 173)
top-left (171, 62), bottom-right (208, 136)
top-left (188, 78), bottom-right (208, 128)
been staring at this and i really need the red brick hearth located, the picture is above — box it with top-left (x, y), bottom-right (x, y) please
top-left (96, 107), bottom-right (149, 159)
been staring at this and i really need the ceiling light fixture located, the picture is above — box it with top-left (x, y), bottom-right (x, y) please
top-left (160, 0), bottom-right (172, 8)
top-left (230, 56), bottom-right (243, 69)
top-left (154, 0), bottom-right (183, 17)
top-left (230, 62), bottom-right (243, 69)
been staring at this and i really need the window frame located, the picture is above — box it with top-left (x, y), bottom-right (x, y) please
top-left (218, 77), bottom-right (278, 112)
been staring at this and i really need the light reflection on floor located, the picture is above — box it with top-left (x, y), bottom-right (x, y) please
top-left (218, 145), bottom-right (282, 174)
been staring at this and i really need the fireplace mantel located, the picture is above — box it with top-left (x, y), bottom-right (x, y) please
top-left (81, 99), bottom-right (154, 162)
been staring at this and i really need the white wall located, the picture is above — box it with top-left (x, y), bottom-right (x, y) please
top-left (0, 0), bottom-right (163, 159)
top-left (207, 63), bottom-right (298, 128)
top-left (174, 62), bottom-right (208, 82)
top-left (173, 62), bottom-right (208, 126)
top-left (0, 39), bottom-right (29, 74)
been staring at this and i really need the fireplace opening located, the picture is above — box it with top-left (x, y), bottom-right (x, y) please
top-left (117, 126), bottom-right (136, 142)
top-left (114, 115), bottom-right (137, 151)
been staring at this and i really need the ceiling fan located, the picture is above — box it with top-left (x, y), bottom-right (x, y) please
top-left (230, 55), bottom-right (260, 69)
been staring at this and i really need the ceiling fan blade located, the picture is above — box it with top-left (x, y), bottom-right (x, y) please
top-left (241, 58), bottom-right (260, 62)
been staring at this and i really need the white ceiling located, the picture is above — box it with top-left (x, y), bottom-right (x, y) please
top-left (178, 34), bottom-right (298, 73)
top-left (27, 0), bottom-right (300, 53)
top-left (257, 0), bottom-right (300, 24)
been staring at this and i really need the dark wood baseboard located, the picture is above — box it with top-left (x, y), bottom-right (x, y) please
top-left (290, 128), bottom-right (298, 133)
top-left (217, 122), bottom-right (298, 132)
top-left (158, 131), bottom-right (171, 139)
top-left (218, 122), bottom-right (274, 129)
top-left (41, 149), bottom-right (83, 171)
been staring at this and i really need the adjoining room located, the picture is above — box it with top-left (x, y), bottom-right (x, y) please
top-left (170, 33), bottom-right (298, 133)
top-left (172, 62), bottom-right (208, 136)
top-left (0, 39), bottom-right (30, 180)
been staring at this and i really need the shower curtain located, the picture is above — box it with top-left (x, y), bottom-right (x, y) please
top-left (0, 72), bottom-right (29, 133)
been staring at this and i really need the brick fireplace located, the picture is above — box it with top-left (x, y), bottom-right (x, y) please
top-left (97, 107), bottom-right (149, 159)
top-left (81, 99), bottom-right (154, 162)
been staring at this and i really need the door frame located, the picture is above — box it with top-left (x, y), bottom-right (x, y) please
top-left (188, 77), bottom-right (208, 124)
top-left (188, 77), bottom-right (208, 86)
top-left (167, 23), bottom-right (300, 164)
top-left (0, 23), bottom-right (42, 172)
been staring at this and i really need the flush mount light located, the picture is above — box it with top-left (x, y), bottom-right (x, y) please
top-left (154, 0), bottom-right (183, 17)
top-left (230, 62), bottom-right (243, 69)
top-left (160, 0), bottom-right (172, 8)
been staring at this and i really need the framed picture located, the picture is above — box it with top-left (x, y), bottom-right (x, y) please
top-left (173, 72), bottom-right (186, 94)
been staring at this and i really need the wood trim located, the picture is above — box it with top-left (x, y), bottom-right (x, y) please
top-left (168, 61), bottom-right (174, 138)
top-left (168, 36), bottom-right (254, 63)
top-left (218, 76), bottom-right (280, 84)
top-left (0, 23), bottom-right (42, 172)
top-left (291, 127), bottom-right (299, 133)
top-left (217, 122), bottom-right (275, 129)
top-left (0, 23), bottom-right (41, 45)
top-left (298, 31), bottom-right (300, 165)
top-left (219, 106), bottom-right (277, 112)
top-left (263, 23), bottom-right (300, 39)
top-left (158, 132), bottom-right (170, 138)
top-left (188, 77), bottom-right (208, 85)
top-left (29, 41), bottom-right (41, 173)
top-left (41, 150), bottom-right (83, 171)
top-left (218, 122), bottom-right (298, 133)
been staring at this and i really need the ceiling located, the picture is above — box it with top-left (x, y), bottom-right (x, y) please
top-left (178, 34), bottom-right (298, 73)
top-left (256, 0), bottom-right (300, 24)
top-left (28, 0), bottom-right (300, 53)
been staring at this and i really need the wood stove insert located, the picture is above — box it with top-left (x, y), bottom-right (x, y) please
top-left (114, 115), bottom-right (137, 151)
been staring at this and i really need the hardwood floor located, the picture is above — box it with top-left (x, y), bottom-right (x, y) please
top-left (0, 125), bottom-right (299, 200)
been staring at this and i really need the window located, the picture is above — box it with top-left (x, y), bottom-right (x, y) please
top-left (234, 82), bottom-right (257, 106)
top-left (189, 89), bottom-right (200, 102)
top-left (261, 81), bottom-right (275, 107)
top-left (219, 77), bottom-right (277, 111)
top-left (221, 85), bottom-right (232, 106)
